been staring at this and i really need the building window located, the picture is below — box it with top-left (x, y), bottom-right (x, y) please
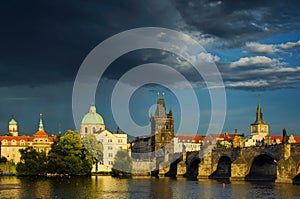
top-left (109, 161), bottom-right (113, 165)
top-left (20, 141), bottom-right (25, 146)
top-left (85, 127), bottom-right (88, 133)
top-left (108, 153), bottom-right (113, 158)
top-left (118, 139), bottom-right (122, 143)
top-left (108, 139), bottom-right (112, 143)
top-left (93, 127), bottom-right (96, 133)
top-left (12, 140), bottom-right (16, 146)
top-left (108, 146), bottom-right (113, 150)
top-left (2, 140), bottom-right (7, 146)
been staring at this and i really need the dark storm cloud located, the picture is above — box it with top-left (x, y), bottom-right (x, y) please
top-left (0, 0), bottom-right (180, 87)
top-left (171, 0), bottom-right (300, 47)
top-left (1, 0), bottom-right (299, 91)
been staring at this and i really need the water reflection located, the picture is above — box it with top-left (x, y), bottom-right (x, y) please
top-left (0, 176), bottom-right (300, 199)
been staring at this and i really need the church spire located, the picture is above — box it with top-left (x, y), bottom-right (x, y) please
top-left (38, 113), bottom-right (44, 131)
top-left (254, 100), bottom-right (265, 124)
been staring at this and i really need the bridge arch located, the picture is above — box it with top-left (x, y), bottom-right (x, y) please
top-left (296, 161), bottom-right (300, 175)
top-left (245, 154), bottom-right (277, 181)
top-left (293, 161), bottom-right (300, 184)
top-left (209, 155), bottom-right (231, 179)
top-left (185, 157), bottom-right (200, 180)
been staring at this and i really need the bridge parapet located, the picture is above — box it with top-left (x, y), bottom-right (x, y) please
top-left (239, 144), bottom-right (283, 163)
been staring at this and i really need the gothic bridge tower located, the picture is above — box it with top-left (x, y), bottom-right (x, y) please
top-left (150, 95), bottom-right (174, 153)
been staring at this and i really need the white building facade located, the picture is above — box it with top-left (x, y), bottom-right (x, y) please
top-left (80, 106), bottom-right (128, 172)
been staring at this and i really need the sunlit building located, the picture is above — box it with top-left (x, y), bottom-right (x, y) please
top-left (80, 106), bottom-right (105, 137)
top-left (0, 114), bottom-right (55, 163)
top-left (173, 135), bottom-right (204, 152)
top-left (31, 114), bottom-right (55, 153)
top-left (94, 130), bottom-right (127, 171)
top-left (80, 105), bottom-right (127, 172)
top-left (245, 101), bottom-right (269, 147)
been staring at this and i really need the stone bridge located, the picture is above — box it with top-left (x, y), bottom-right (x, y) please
top-left (157, 143), bottom-right (300, 184)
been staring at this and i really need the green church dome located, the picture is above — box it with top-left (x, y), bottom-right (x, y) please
top-left (81, 106), bottom-right (104, 125)
top-left (9, 117), bottom-right (17, 125)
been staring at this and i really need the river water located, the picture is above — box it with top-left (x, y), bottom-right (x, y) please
top-left (0, 176), bottom-right (299, 199)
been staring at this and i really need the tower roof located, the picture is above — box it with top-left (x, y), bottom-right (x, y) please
top-left (252, 101), bottom-right (266, 124)
top-left (154, 98), bottom-right (167, 117)
top-left (81, 106), bottom-right (105, 125)
top-left (34, 113), bottom-right (49, 138)
top-left (39, 113), bottom-right (44, 131)
top-left (9, 115), bottom-right (17, 125)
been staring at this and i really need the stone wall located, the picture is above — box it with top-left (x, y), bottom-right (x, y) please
top-left (132, 160), bottom-right (156, 176)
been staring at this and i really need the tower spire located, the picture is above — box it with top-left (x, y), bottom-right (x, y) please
top-left (39, 113), bottom-right (44, 131)
top-left (254, 100), bottom-right (264, 124)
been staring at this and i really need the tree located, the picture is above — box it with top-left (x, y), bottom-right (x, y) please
top-left (47, 130), bottom-right (94, 175)
top-left (16, 147), bottom-right (47, 175)
top-left (112, 150), bottom-right (132, 177)
top-left (0, 156), bottom-right (7, 163)
top-left (82, 133), bottom-right (103, 171)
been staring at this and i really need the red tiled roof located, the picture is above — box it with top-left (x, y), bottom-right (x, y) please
top-left (270, 135), bottom-right (282, 142)
top-left (270, 135), bottom-right (300, 143)
top-left (0, 135), bottom-right (33, 141)
top-left (205, 134), bottom-right (240, 142)
top-left (175, 134), bottom-right (205, 143)
top-left (34, 130), bottom-right (48, 138)
top-left (295, 137), bottom-right (300, 142)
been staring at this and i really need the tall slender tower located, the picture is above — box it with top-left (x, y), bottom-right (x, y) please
top-left (251, 101), bottom-right (269, 137)
top-left (150, 95), bottom-right (174, 153)
top-left (8, 115), bottom-right (18, 136)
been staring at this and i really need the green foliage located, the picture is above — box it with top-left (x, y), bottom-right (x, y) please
top-left (47, 130), bottom-right (94, 175)
top-left (112, 150), bottom-right (132, 177)
top-left (82, 133), bottom-right (103, 163)
top-left (16, 147), bottom-right (47, 176)
top-left (5, 132), bottom-right (13, 136)
top-left (216, 141), bottom-right (227, 149)
top-left (0, 156), bottom-right (8, 163)
top-left (0, 162), bottom-right (16, 174)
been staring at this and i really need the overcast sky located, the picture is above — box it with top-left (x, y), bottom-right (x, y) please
top-left (0, 0), bottom-right (300, 137)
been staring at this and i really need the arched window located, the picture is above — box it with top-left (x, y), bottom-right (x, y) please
top-left (12, 140), bottom-right (16, 146)
top-left (2, 140), bottom-right (8, 146)
top-left (85, 127), bottom-right (88, 133)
